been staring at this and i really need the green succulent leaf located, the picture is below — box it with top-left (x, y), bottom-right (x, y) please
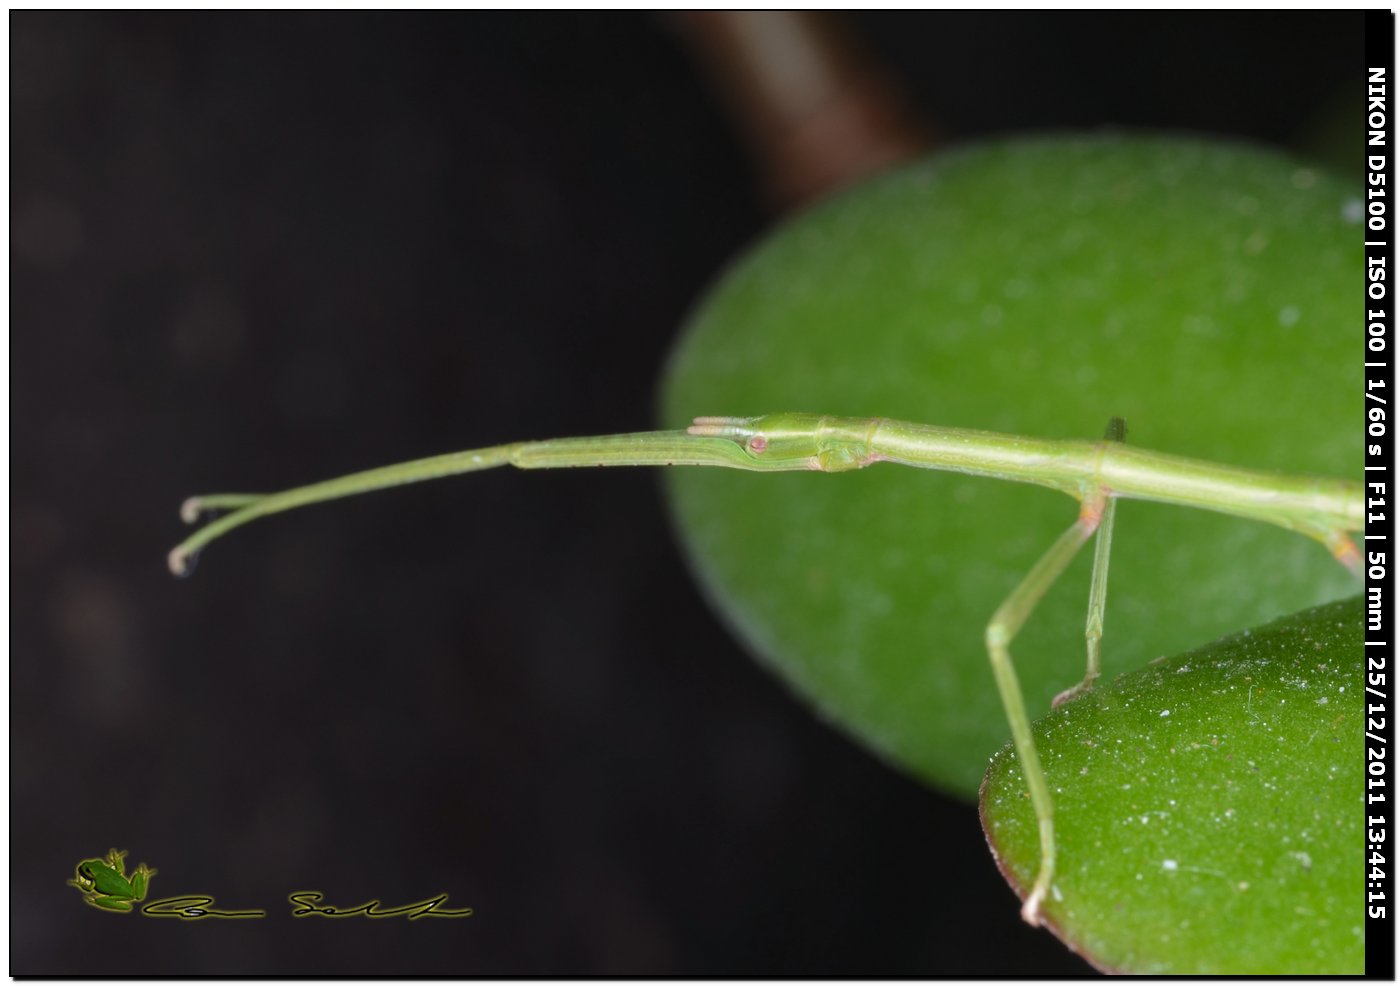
top-left (659, 134), bottom-right (1359, 799)
top-left (980, 595), bottom-right (1363, 974)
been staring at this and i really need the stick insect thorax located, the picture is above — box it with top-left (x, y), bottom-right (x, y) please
top-left (693, 414), bottom-right (1361, 543)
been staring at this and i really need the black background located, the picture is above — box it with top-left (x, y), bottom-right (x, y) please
top-left (13, 11), bottom-right (1362, 975)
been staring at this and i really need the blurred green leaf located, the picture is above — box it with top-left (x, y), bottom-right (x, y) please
top-left (981, 595), bottom-right (1363, 974)
top-left (660, 134), bottom-right (1359, 799)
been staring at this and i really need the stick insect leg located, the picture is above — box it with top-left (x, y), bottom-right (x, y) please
top-left (1054, 417), bottom-right (1126, 709)
top-left (985, 498), bottom-right (1104, 926)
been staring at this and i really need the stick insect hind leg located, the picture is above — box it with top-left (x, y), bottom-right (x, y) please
top-left (984, 417), bottom-right (1124, 926)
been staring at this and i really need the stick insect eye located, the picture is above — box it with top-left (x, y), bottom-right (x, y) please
top-left (747, 435), bottom-right (768, 454)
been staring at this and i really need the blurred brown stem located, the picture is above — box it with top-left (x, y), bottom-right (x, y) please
top-left (674, 11), bottom-right (935, 211)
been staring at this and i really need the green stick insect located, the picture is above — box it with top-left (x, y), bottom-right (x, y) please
top-left (170, 411), bottom-right (1363, 926)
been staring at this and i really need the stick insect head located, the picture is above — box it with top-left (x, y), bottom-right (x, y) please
top-left (687, 413), bottom-right (827, 467)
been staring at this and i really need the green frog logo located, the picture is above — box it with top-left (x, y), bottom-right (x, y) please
top-left (67, 849), bottom-right (156, 912)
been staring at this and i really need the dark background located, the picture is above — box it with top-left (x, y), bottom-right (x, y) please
top-left (12, 11), bottom-right (1363, 975)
